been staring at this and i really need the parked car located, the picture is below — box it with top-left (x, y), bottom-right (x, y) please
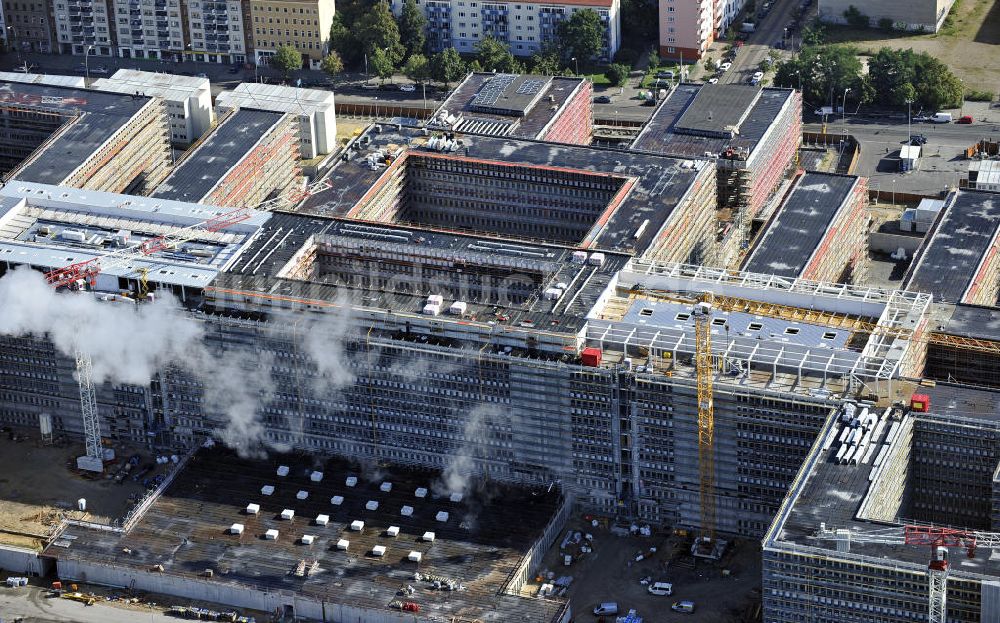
top-left (360, 83), bottom-right (379, 90)
top-left (719, 62), bottom-right (732, 72)
top-left (594, 95), bottom-right (612, 104)
top-left (956, 115), bottom-right (974, 124)
top-left (399, 84), bottom-right (416, 92)
top-left (647, 581), bottom-right (673, 596)
top-left (910, 134), bottom-right (928, 146)
top-left (671, 601), bottom-right (696, 613)
top-left (930, 112), bottom-right (953, 123)
top-left (752, 71), bottom-right (764, 81)
top-left (195, 72), bottom-right (208, 78)
top-left (707, 77), bottom-right (719, 84)
top-left (656, 70), bottom-right (675, 79)
top-left (913, 114), bottom-right (932, 122)
top-left (90, 65), bottom-right (110, 75)
top-left (593, 602), bottom-right (619, 615)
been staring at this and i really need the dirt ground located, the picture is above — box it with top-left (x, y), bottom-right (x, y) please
top-left (0, 430), bottom-right (149, 549)
top-left (526, 518), bottom-right (762, 622)
top-left (823, 0), bottom-right (1000, 93)
top-left (336, 118), bottom-right (371, 145)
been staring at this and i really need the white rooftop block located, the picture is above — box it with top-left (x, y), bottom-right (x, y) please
top-left (261, 485), bottom-right (275, 496)
top-left (449, 492), bottom-right (463, 503)
top-left (346, 476), bottom-right (358, 487)
top-left (265, 529), bottom-right (279, 540)
top-left (297, 490), bottom-right (309, 500)
top-left (372, 545), bottom-right (387, 557)
top-left (427, 294), bottom-right (444, 305)
top-left (401, 505), bottom-right (414, 516)
top-left (315, 514), bottom-right (330, 526)
top-left (331, 495), bottom-right (344, 505)
top-left (422, 303), bottom-right (441, 316)
top-left (436, 511), bottom-right (449, 522)
top-left (408, 551), bottom-right (423, 562)
top-left (245, 503), bottom-right (260, 515)
top-left (350, 520), bottom-right (365, 531)
top-left (422, 531), bottom-right (436, 542)
top-left (588, 252), bottom-right (606, 266)
top-left (415, 487), bottom-right (428, 498)
top-left (277, 465), bottom-right (290, 477)
top-left (380, 482), bottom-right (393, 492)
top-left (281, 509), bottom-right (295, 521)
top-left (337, 539), bottom-right (350, 550)
top-left (366, 500), bottom-right (379, 511)
top-left (449, 301), bottom-right (467, 315)
top-left (386, 526), bottom-right (400, 537)
top-left (300, 534), bottom-right (315, 545)
top-left (229, 523), bottom-right (244, 535)
top-left (310, 471), bottom-right (324, 482)
top-left (215, 83), bottom-right (337, 158)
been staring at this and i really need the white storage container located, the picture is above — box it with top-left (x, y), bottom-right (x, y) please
top-left (310, 471), bottom-right (324, 482)
top-left (337, 539), bottom-right (350, 550)
top-left (277, 465), bottom-right (290, 477)
top-left (436, 511), bottom-right (449, 522)
top-left (331, 495), bottom-right (344, 505)
top-left (301, 534), bottom-right (315, 545)
top-left (366, 500), bottom-right (379, 511)
top-left (281, 509), bottom-right (295, 520)
top-left (401, 505), bottom-right (414, 516)
top-left (261, 485), bottom-right (275, 496)
top-left (372, 545), bottom-right (387, 557)
top-left (422, 531), bottom-right (436, 542)
top-left (265, 529), bottom-right (279, 540)
top-left (408, 551), bottom-right (422, 562)
top-left (345, 476), bottom-right (358, 487)
top-left (386, 526), bottom-right (400, 537)
top-left (230, 523), bottom-right (245, 535)
top-left (315, 514), bottom-right (330, 526)
top-left (415, 487), bottom-right (428, 498)
top-left (380, 482), bottom-right (393, 492)
top-left (350, 520), bottom-right (365, 531)
top-left (245, 503), bottom-right (260, 515)
top-left (297, 490), bottom-right (309, 500)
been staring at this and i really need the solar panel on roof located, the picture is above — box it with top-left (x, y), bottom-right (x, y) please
top-left (472, 74), bottom-right (518, 108)
top-left (516, 79), bottom-right (545, 95)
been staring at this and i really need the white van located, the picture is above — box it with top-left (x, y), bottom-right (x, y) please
top-left (593, 602), bottom-right (619, 615)
top-left (930, 112), bottom-right (953, 123)
top-left (647, 581), bottom-right (673, 596)
top-left (672, 600), bottom-right (696, 613)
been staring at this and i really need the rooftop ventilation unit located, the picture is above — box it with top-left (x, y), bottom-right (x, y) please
top-left (436, 511), bottom-right (449, 522)
top-left (337, 539), bottom-right (350, 550)
top-left (297, 490), bottom-right (309, 500)
top-left (380, 482), bottom-right (393, 492)
top-left (415, 488), bottom-right (428, 498)
top-left (408, 551), bottom-right (422, 562)
top-left (310, 471), bottom-right (324, 482)
top-left (331, 495), bottom-right (344, 505)
top-left (281, 509), bottom-right (295, 521)
top-left (450, 492), bottom-right (463, 503)
top-left (315, 514), bottom-right (330, 526)
top-left (422, 531), bottom-right (436, 542)
top-left (588, 253), bottom-right (605, 266)
top-left (261, 485), bottom-right (275, 496)
top-left (300, 535), bottom-right (315, 545)
top-left (350, 520), bottom-right (365, 531)
top-left (229, 523), bottom-right (244, 535)
top-left (387, 526), bottom-right (400, 537)
top-left (366, 500), bottom-right (379, 511)
top-left (277, 465), bottom-right (290, 477)
top-left (372, 545), bottom-right (387, 557)
top-left (345, 476), bottom-right (358, 487)
top-left (265, 529), bottom-right (279, 540)
top-left (401, 505), bottom-right (414, 516)
top-left (449, 301), bottom-right (467, 315)
top-left (245, 503), bottom-right (260, 515)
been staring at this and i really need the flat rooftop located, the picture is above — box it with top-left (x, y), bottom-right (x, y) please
top-left (300, 125), bottom-right (710, 256)
top-left (45, 448), bottom-right (568, 622)
top-left (215, 82), bottom-right (335, 115)
top-left (744, 172), bottom-right (860, 278)
top-left (631, 84), bottom-right (795, 159)
top-left (151, 108), bottom-right (286, 202)
top-left (1, 80), bottom-right (156, 185)
top-left (0, 182), bottom-right (268, 289)
top-left (905, 190), bottom-right (1000, 304)
top-left (93, 69), bottom-right (209, 101)
top-left (940, 303), bottom-right (1000, 341)
top-left (431, 72), bottom-right (585, 139)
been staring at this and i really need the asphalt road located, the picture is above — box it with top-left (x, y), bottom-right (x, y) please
top-left (718, 0), bottom-right (805, 85)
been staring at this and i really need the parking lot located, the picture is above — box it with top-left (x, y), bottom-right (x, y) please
top-left (526, 517), bottom-right (762, 622)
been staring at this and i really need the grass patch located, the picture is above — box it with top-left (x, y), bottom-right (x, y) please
top-left (584, 71), bottom-right (612, 86)
top-left (965, 89), bottom-right (995, 102)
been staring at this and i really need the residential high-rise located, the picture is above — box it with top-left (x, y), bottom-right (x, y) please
top-left (658, 0), bottom-right (746, 61)
top-left (108, 0), bottom-right (185, 59)
top-left (5, 0), bottom-right (56, 53)
top-left (184, 0), bottom-right (249, 64)
top-left (52, 0), bottom-right (113, 55)
top-left (248, 0), bottom-right (334, 70)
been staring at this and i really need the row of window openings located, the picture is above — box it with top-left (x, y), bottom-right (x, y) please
top-left (638, 309), bottom-right (840, 341)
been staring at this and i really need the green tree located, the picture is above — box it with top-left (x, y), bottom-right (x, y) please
top-left (398, 0), bottom-right (427, 59)
top-left (530, 50), bottom-right (562, 75)
top-left (271, 45), bottom-right (303, 81)
top-left (431, 46), bottom-right (466, 87)
top-left (866, 46), bottom-right (963, 110)
top-left (773, 45), bottom-right (870, 108)
top-left (801, 23), bottom-right (826, 46)
top-left (403, 53), bottom-right (430, 83)
top-left (320, 51), bottom-right (344, 77)
top-left (877, 17), bottom-right (895, 31)
top-left (843, 5), bottom-right (870, 28)
top-left (556, 8), bottom-right (605, 63)
top-left (370, 46), bottom-right (396, 82)
top-left (329, 3), bottom-right (363, 66)
top-left (913, 54), bottom-right (963, 111)
top-left (358, 0), bottom-right (405, 66)
top-left (475, 36), bottom-right (522, 73)
top-left (604, 63), bottom-right (630, 86)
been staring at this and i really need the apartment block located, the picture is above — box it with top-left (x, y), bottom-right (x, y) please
top-left (108, 0), bottom-right (184, 59)
top-left (818, 0), bottom-right (956, 32)
top-left (248, 0), bottom-right (334, 70)
top-left (92, 70), bottom-right (214, 144)
top-left (185, 0), bottom-right (249, 64)
top-left (390, 0), bottom-right (620, 61)
top-left (5, 0), bottom-right (56, 53)
top-left (215, 82), bottom-right (336, 158)
top-left (52, 0), bottom-right (114, 55)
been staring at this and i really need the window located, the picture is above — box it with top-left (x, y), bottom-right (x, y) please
top-left (639, 309), bottom-right (653, 317)
top-left (784, 327), bottom-right (800, 335)
top-left (712, 317), bottom-right (727, 326)
top-left (822, 332), bottom-right (837, 340)
top-left (675, 313), bottom-right (690, 321)
top-left (747, 322), bottom-right (763, 331)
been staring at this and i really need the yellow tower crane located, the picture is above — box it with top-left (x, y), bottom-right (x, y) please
top-left (693, 292), bottom-right (716, 542)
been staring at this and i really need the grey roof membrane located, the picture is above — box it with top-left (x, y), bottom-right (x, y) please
top-left (152, 109), bottom-right (286, 202)
top-left (1, 80), bottom-right (155, 185)
top-left (673, 84), bottom-right (762, 138)
top-left (905, 190), bottom-right (1000, 304)
top-left (744, 172), bottom-right (859, 278)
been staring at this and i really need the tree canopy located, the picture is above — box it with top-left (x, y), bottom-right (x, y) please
top-left (773, 45), bottom-right (870, 108)
top-left (357, 0), bottom-right (405, 66)
top-left (320, 51), bottom-right (344, 77)
top-left (604, 63), bottom-right (630, 86)
top-left (530, 50), bottom-right (563, 75)
top-left (271, 45), bottom-right (303, 80)
top-left (475, 36), bottom-right (522, 73)
top-left (431, 47), bottom-right (466, 87)
top-left (556, 9), bottom-right (604, 62)
top-left (403, 53), bottom-right (430, 83)
top-left (868, 47), bottom-right (963, 111)
top-left (370, 46), bottom-right (396, 82)
top-left (399, 0), bottom-right (427, 59)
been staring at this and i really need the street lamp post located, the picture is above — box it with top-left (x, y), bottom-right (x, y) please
top-left (906, 98), bottom-right (913, 143)
top-left (572, 56), bottom-right (578, 75)
top-left (892, 178), bottom-right (896, 206)
top-left (84, 44), bottom-right (94, 83)
top-left (841, 87), bottom-right (851, 135)
top-left (7, 27), bottom-right (21, 66)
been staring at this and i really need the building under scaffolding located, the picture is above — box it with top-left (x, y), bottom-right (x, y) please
top-left (0, 79), bottom-right (171, 193)
top-left (631, 84), bottom-right (802, 268)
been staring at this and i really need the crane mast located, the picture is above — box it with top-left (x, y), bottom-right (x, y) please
top-left (694, 294), bottom-right (716, 540)
top-left (75, 350), bottom-right (104, 472)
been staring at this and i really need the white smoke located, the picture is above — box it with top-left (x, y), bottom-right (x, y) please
top-left (298, 301), bottom-right (357, 394)
top-left (435, 403), bottom-right (501, 498)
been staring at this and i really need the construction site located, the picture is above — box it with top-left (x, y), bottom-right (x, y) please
top-left (2, 72), bottom-right (1000, 622)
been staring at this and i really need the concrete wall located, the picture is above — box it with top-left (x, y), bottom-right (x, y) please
top-left (0, 544), bottom-right (52, 576)
top-left (818, 0), bottom-right (955, 31)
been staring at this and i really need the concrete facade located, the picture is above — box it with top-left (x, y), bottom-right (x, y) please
top-left (52, 0), bottom-right (114, 55)
top-left (93, 69), bottom-right (214, 144)
top-left (108, 0), bottom-right (185, 60)
top-left (248, 0), bottom-right (334, 69)
top-left (3, 0), bottom-right (55, 53)
top-left (818, 0), bottom-right (956, 31)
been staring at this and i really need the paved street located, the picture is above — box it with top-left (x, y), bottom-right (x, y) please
top-left (717, 0), bottom-right (807, 85)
